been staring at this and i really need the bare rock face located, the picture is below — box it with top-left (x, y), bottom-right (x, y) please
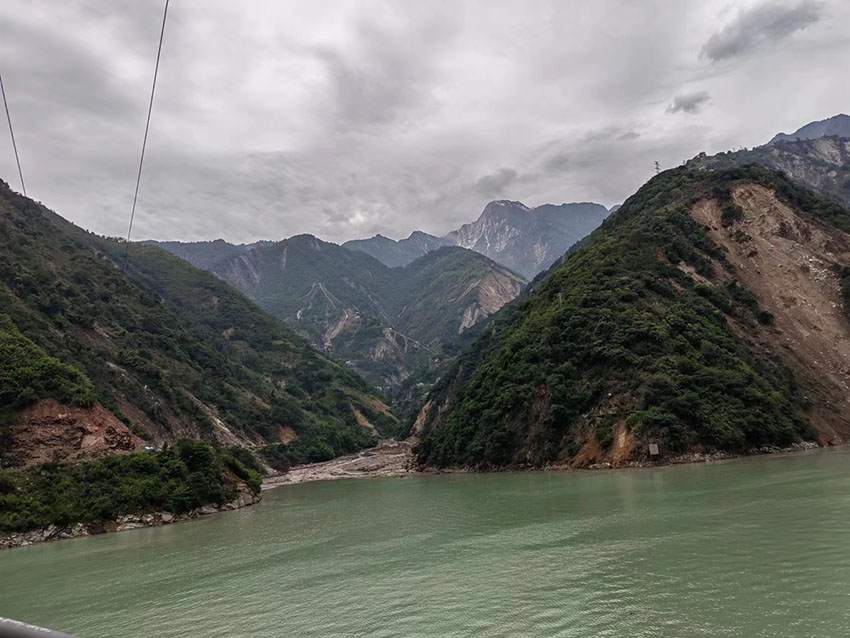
top-left (768, 114), bottom-right (850, 146)
top-left (458, 270), bottom-right (526, 333)
top-left (445, 200), bottom-right (610, 279)
top-left (7, 399), bottom-right (144, 468)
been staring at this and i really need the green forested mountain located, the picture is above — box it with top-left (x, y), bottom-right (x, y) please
top-left (153, 236), bottom-right (527, 394)
top-left (414, 165), bottom-right (850, 469)
top-left (0, 179), bottom-right (396, 469)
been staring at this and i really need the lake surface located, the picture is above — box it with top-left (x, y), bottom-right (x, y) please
top-left (3, 449), bottom-right (850, 637)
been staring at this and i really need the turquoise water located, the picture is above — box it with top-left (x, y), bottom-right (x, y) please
top-left (2, 448), bottom-right (850, 637)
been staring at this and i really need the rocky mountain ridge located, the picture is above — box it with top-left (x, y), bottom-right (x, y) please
top-left (344, 199), bottom-right (610, 278)
top-left (768, 114), bottom-right (850, 146)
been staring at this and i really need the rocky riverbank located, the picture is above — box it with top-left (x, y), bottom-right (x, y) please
top-left (0, 487), bottom-right (261, 551)
top-left (576, 440), bottom-right (822, 470)
top-left (263, 439), bottom-right (416, 489)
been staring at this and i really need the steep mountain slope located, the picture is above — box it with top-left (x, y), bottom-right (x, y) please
top-left (162, 235), bottom-right (526, 391)
top-left (342, 231), bottom-right (450, 268)
top-left (391, 247), bottom-right (526, 348)
top-left (414, 165), bottom-right (850, 469)
top-left (344, 200), bottom-right (610, 278)
top-left (768, 114), bottom-right (850, 145)
top-left (141, 239), bottom-right (259, 270)
top-left (0, 180), bottom-right (395, 468)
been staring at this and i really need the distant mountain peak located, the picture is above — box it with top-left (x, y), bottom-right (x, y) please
top-left (487, 199), bottom-right (530, 210)
top-left (344, 198), bottom-right (609, 278)
top-left (767, 114), bottom-right (850, 146)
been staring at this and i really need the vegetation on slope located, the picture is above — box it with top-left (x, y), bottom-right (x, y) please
top-left (0, 314), bottom-right (95, 416)
top-left (0, 440), bottom-right (260, 533)
top-left (0, 180), bottom-right (395, 466)
top-left (160, 235), bottom-right (526, 397)
top-left (414, 165), bottom-right (845, 468)
top-left (391, 247), bottom-right (525, 350)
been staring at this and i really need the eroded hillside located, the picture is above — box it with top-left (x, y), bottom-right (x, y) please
top-left (414, 166), bottom-right (850, 469)
top-left (0, 181), bottom-right (396, 469)
top-left (691, 184), bottom-right (850, 442)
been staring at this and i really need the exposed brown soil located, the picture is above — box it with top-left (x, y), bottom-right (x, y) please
top-left (353, 408), bottom-right (378, 433)
top-left (690, 184), bottom-right (850, 443)
top-left (410, 398), bottom-right (433, 438)
top-left (364, 396), bottom-right (398, 422)
top-left (609, 421), bottom-right (636, 465)
top-left (7, 399), bottom-right (144, 467)
top-left (277, 425), bottom-right (297, 444)
top-left (572, 429), bottom-right (604, 468)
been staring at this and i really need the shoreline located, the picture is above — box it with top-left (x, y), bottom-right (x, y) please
top-left (2, 440), bottom-right (831, 550)
top-left (261, 439), bottom-right (827, 491)
top-left (0, 488), bottom-right (261, 552)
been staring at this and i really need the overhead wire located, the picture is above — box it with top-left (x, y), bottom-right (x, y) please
top-left (123, 0), bottom-right (170, 269)
top-left (0, 71), bottom-right (27, 197)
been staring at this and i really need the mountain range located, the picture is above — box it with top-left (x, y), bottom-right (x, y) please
top-left (5, 109), bottom-right (850, 540)
top-left (149, 235), bottom-right (526, 398)
top-left (5, 113), bottom-right (850, 478)
top-left (343, 200), bottom-right (611, 279)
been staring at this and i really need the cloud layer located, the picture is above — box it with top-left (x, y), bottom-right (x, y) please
top-left (667, 91), bottom-right (712, 114)
top-left (0, 0), bottom-right (848, 244)
top-left (702, 1), bottom-right (823, 62)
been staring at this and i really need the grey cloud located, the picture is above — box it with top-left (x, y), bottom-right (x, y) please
top-left (702, 1), bottom-right (822, 62)
top-left (312, 10), bottom-right (456, 130)
top-left (0, 1), bottom-right (848, 244)
top-left (543, 153), bottom-right (571, 174)
top-left (474, 168), bottom-right (519, 197)
top-left (666, 91), bottom-right (711, 114)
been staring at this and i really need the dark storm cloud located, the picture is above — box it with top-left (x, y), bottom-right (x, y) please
top-left (0, 1), bottom-right (847, 243)
top-left (474, 168), bottom-right (519, 197)
top-left (666, 91), bottom-right (711, 114)
top-left (701, 1), bottom-right (822, 62)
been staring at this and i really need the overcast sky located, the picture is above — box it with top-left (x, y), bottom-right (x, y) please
top-left (1, 0), bottom-right (849, 244)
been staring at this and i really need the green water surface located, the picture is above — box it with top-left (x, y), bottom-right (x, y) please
top-left (2, 448), bottom-right (850, 637)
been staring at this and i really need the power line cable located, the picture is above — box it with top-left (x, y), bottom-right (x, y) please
top-left (123, 0), bottom-right (170, 268)
top-left (0, 72), bottom-right (27, 197)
